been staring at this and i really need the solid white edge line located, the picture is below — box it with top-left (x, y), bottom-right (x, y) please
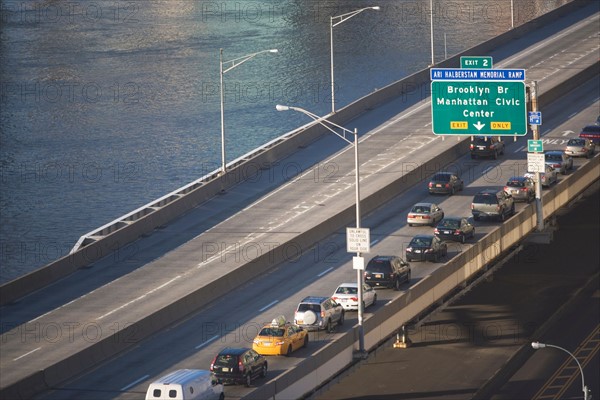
top-left (121, 374), bottom-right (150, 391)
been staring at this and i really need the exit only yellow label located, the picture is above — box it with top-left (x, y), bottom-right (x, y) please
top-left (450, 121), bottom-right (468, 129)
top-left (491, 121), bottom-right (511, 130)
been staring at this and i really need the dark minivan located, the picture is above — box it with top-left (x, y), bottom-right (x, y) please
top-left (210, 347), bottom-right (267, 387)
top-left (364, 255), bottom-right (411, 290)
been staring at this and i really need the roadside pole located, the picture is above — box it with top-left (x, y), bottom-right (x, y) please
top-left (530, 81), bottom-right (545, 231)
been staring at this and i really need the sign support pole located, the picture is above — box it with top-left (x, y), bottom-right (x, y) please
top-left (531, 81), bottom-right (544, 231)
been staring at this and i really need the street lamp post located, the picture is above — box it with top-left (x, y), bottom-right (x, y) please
top-left (219, 48), bottom-right (278, 175)
top-left (276, 104), bottom-right (366, 354)
top-left (330, 6), bottom-right (380, 114)
top-left (531, 341), bottom-right (591, 400)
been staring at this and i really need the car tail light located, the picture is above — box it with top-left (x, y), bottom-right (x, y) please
top-left (408, 214), bottom-right (415, 218)
top-left (238, 358), bottom-right (245, 373)
top-left (445, 183), bottom-right (450, 188)
top-left (521, 187), bottom-right (528, 191)
top-left (422, 215), bottom-right (431, 219)
top-left (210, 356), bottom-right (216, 371)
top-left (470, 203), bottom-right (474, 209)
top-left (332, 296), bottom-right (339, 301)
top-left (470, 144), bottom-right (474, 150)
top-left (321, 309), bottom-right (326, 318)
top-left (454, 230), bottom-right (461, 235)
top-left (428, 182), bottom-right (433, 188)
top-left (350, 297), bottom-right (358, 302)
top-left (496, 205), bottom-right (501, 212)
top-left (424, 248), bottom-right (433, 253)
top-left (434, 228), bottom-right (439, 234)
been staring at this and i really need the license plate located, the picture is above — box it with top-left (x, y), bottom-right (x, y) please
top-left (443, 230), bottom-right (451, 234)
top-left (375, 274), bottom-right (382, 278)
top-left (297, 320), bottom-right (303, 324)
top-left (340, 299), bottom-right (347, 302)
top-left (436, 184), bottom-right (442, 187)
top-left (415, 249), bottom-right (422, 253)
top-left (222, 367), bottom-right (230, 372)
top-left (263, 342), bottom-right (271, 346)
top-left (477, 146), bottom-right (485, 150)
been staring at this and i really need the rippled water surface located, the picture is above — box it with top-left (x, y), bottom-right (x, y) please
top-left (0, 0), bottom-right (570, 282)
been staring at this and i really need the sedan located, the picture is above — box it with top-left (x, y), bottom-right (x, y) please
top-left (434, 217), bottom-right (475, 243)
top-left (564, 138), bottom-right (595, 158)
top-left (525, 165), bottom-right (558, 187)
top-left (405, 234), bottom-right (448, 262)
top-left (544, 151), bottom-right (573, 175)
top-left (504, 176), bottom-right (535, 203)
top-left (252, 317), bottom-right (308, 356)
top-left (407, 202), bottom-right (444, 226)
top-left (332, 283), bottom-right (377, 311)
top-left (428, 172), bottom-right (464, 195)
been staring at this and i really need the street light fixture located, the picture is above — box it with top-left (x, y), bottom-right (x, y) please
top-left (330, 6), bottom-right (380, 114)
top-left (276, 104), bottom-right (367, 355)
top-left (219, 48), bottom-right (279, 175)
top-left (531, 341), bottom-right (591, 400)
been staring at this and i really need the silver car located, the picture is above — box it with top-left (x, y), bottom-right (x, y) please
top-left (564, 138), bottom-right (595, 158)
top-left (332, 283), bottom-right (377, 311)
top-left (407, 202), bottom-right (444, 226)
top-left (525, 165), bottom-right (558, 188)
top-left (544, 151), bottom-right (573, 175)
top-left (504, 176), bottom-right (535, 203)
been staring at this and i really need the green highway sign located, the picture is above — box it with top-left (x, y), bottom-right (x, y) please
top-left (460, 56), bottom-right (493, 69)
top-left (528, 139), bottom-right (543, 152)
top-left (431, 80), bottom-right (527, 136)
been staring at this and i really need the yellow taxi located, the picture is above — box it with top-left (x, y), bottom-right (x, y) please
top-left (252, 316), bottom-right (308, 356)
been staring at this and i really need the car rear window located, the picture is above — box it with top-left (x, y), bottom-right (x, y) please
top-left (215, 354), bottom-right (238, 367)
top-left (581, 125), bottom-right (600, 134)
top-left (335, 286), bottom-right (358, 294)
top-left (438, 220), bottom-right (459, 228)
top-left (545, 154), bottom-right (562, 161)
top-left (506, 180), bottom-right (524, 187)
top-left (366, 260), bottom-right (391, 273)
top-left (567, 139), bottom-right (585, 146)
top-left (259, 327), bottom-right (285, 337)
top-left (431, 173), bottom-right (450, 182)
top-left (474, 194), bottom-right (497, 204)
top-left (473, 137), bottom-right (490, 145)
top-left (411, 205), bottom-right (431, 213)
top-left (410, 237), bottom-right (432, 246)
top-left (297, 303), bottom-right (320, 313)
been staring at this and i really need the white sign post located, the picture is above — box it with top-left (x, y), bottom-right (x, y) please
top-left (527, 153), bottom-right (546, 173)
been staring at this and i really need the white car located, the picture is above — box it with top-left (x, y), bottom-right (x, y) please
top-left (332, 283), bottom-right (377, 311)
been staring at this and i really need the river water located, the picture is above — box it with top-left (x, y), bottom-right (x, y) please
top-left (0, 0), bottom-right (570, 283)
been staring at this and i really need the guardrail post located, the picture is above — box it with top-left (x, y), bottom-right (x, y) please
top-left (393, 325), bottom-right (412, 348)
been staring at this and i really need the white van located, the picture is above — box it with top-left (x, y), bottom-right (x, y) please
top-left (145, 369), bottom-right (224, 400)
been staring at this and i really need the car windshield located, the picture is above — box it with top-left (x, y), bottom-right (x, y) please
top-left (431, 173), bottom-right (450, 182)
top-left (335, 286), bottom-right (358, 295)
top-left (474, 194), bottom-right (496, 204)
top-left (411, 205), bottom-right (430, 213)
top-left (259, 327), bottom-right (285, 337)
top-left (410, 237), bottom-right (432, 246)
top-left (438, 220), bottom-right (459, 229)
top-left (366, 261), bottom-right (391, 273)
top-left (567, 139), bottom-right (585, 146)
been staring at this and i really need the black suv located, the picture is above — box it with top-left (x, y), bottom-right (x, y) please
top-left (364, 255), bottom-right (411, 290)
top-left (210, 347), bottom-right (267, 387)
top-left (470, 136), bottom-right (505, 159)
top-left (294, 296), bottom-right (345, 332)
top-left (471, 189), bottom-right (515, 221)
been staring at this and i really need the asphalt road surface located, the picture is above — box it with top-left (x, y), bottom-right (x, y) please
top-left (312, 187), bottom-right (599, 400)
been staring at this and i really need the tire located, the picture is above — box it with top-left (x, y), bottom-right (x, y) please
top-left (260, 364), bottom-right (268, 378)
top-left (461, 234), bottom-right (466, 244)
top-left (473, 215), bottom-right (480, 221)
top-left (471, 154), bottom-right (476, 159)
top-left (408, 223), bottom-right (412, 227)
top-left (493, 150), bottom-right (498, 160)
top-left (245, 373), bottom-right (252, 387)
top-left (511, 203), bottom-right (516, 215)
top-left (394, 278), bottom-right (401, 291)
top-left (372, 293), bottom-right (377, 305)
top-left (326, 319), bottom-right (333, 333)
top-left (338, 311), bottom-right (344, 326)
top-left (303, 335), bottom-right (308, 348)
top-left (406, 270), bottom-right (411, 283)
top-left (450, 186), bottom-right (455, 196)
top-left (285, 344), bottom-right (293, 357)
top-left (499, 210), bottom-right (506, 222)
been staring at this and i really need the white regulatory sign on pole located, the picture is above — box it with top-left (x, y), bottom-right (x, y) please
top-left (527, 153), bottom-right (546, 173)
top-left (346, 227), bottom-right (370, 253)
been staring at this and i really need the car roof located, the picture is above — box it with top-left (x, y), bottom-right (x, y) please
top-left (412, 234), bottom-right (434, 239)
top-left (476, 189), bottom-right (499, 194)
top-left (581, 125), bottom-right (600, 132)
top-left (218, 347), bottom-right (251, 356)
top-left (300, 296), bottom-right (328, 303)
top-left (507, 176), bottom-right (527, 181)
top-left (439, 216), bottom-right (463, 221)
top-left (545, 150), bottom-right (563, 155)
top-left (370, 255), bottom-right (395, 261)
top-left (337, 282), bottom-right (358, 288)
top-left (413, 202), bottom-right (434, 207)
